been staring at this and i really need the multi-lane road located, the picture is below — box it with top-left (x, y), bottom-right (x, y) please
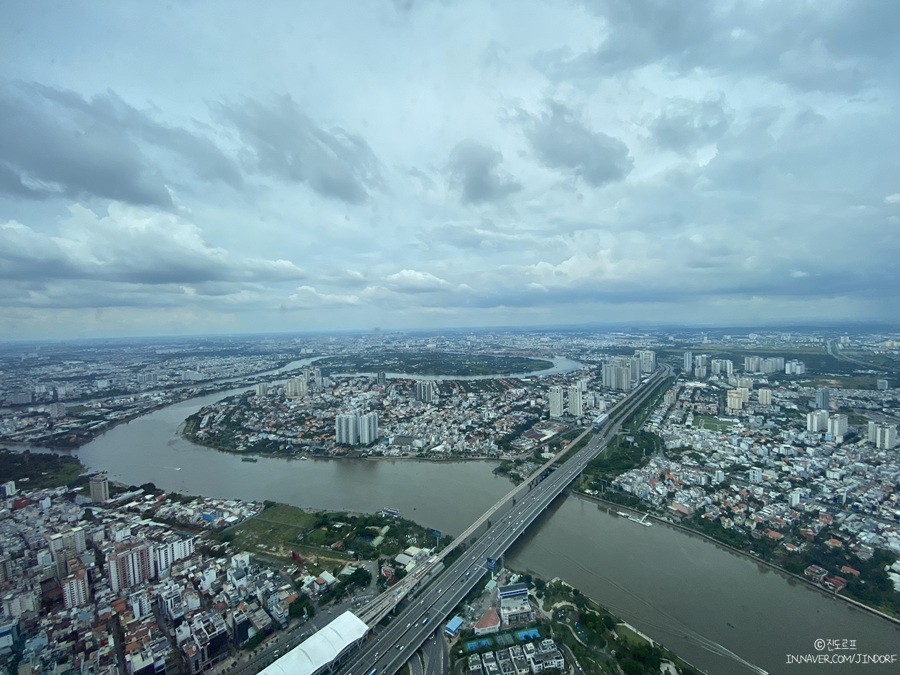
top-left (337, 365), bottom-right (672, 675)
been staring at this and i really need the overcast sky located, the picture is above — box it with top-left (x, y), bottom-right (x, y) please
top-left (2, 0), bottom-right (899, 340)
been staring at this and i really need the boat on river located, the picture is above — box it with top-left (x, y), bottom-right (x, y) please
top-left (617, 511), bottom-right (652, 527)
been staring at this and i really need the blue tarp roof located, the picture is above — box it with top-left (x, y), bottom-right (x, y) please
top-left (445, 616), bottom-right (464, 635)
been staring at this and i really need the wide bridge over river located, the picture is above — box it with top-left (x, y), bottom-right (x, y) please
top-left (264, 365), bottom-right (670, 675)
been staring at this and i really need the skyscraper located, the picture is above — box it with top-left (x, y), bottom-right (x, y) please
top-left (335, 411), bottom-right (377, 445)
top-left (335, 413), bottom-right (359, 445)
top-left (828, 414), bottom-right (848, 441)
top-left (107, 541), bottom-right (153, 593)
top-left (630, 356), bottom-right (643, 385)
top-left (683, 352), bottom-right (693, 375)
top-left (807, 410), bottom-right (829, 433)
top-left (567, 386), bottom-right (583, 417)
top-left (878, 425), bottom-right (897, 450)
top-left (549, 387), bottom-right (564, 418)
top-left (602, 358), bottom-right (633, 392)
top-left (89, 473), bottom-right (109, 503)
top-left (151, 534), bottom-right (196, 578)
top-left (359, 412), bottom-right (378, 445)
top-left (870, 422), bottom-right (897, 449)
top-left (815, 388), bottom-right (830, 410)
top-left (285, 377), bottom-right (307, 398)
top-left (415, 381), bottom-right (435, 403)
top-left (635, 350), bottom-right (656, 373)
top-left (62, 568), bottom-right (90, 609)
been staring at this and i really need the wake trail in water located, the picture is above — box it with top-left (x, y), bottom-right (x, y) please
top-left (525, 541), bottom-right (768, 674)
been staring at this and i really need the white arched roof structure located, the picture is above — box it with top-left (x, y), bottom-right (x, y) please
top-left (259, 611), bottom-right (369, 675)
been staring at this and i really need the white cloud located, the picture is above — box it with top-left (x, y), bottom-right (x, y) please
top-left (382, 270), bottom-right (454, 293)
top-left (288, 286), bottom-right (360, 308)
top-left (0, 203), bottom-right (305, 286)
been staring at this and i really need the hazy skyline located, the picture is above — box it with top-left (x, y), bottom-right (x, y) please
top-left (2, 1), bottom-right (899, 340)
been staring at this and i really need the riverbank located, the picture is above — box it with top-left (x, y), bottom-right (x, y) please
top-left (177, 355), bottom-right (583, 461)
top-left (575, 490), bottom-right (900, 629)
top-left (0, 447), bottom-right (86, 489)
top-left (452, 569), bottom-right (706, 675)
top-left (180, 419), bottom-right (542, 465)
top-left (177, 424), bottom-right (513, 464)
top-left (0, 356), bottom-right (324, 451)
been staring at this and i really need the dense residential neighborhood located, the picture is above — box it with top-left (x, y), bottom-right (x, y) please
top-left (592, 351), bottom-right (900, 612)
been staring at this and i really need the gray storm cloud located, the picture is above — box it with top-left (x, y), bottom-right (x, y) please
top-left (214, 96), bottom-right (383, 204)
top-left (0, 0), bottom-right (897, 337)
top-left (447, 140), bottom-right (522, 204)
top-left (522, 102), bottom-right (633, 186)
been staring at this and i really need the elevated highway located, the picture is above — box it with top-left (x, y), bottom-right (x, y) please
top-left (337, 365), bottom-right (672, 675)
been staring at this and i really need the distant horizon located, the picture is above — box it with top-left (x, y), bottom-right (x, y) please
top-left (2, 318), bottom-right (899, 346)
